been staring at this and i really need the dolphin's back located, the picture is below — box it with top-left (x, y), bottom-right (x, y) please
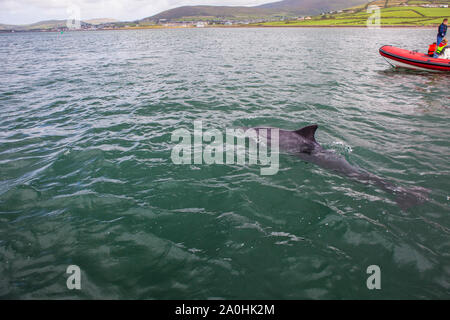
top-left (246, 124), bottom-right (430, 210)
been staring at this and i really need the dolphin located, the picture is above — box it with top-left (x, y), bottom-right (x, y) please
top-left (246, 124), bottom-right (429, 210)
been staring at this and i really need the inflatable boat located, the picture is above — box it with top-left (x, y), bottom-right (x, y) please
top-left (379, 45), bottom-right (450, 72)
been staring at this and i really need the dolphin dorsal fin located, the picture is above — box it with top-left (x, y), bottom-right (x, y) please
top-left (294, 125), bottom-right (318, 142)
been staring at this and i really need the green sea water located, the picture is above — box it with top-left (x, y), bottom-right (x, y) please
top-left (0, 28), bottom-right (449, 299)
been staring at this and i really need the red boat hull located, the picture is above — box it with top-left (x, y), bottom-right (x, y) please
top-left (379, 45), bottom-right (450, 72)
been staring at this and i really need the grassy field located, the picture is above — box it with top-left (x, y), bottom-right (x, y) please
top-left (256, 0), bottom-right (450, 27)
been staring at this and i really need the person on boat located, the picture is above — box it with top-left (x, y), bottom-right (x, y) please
top-left (435, 38), bottom-right (448, 58)
top-left (428, 42), bottom-right (437, 56)
top-left (437, 18), bottom-right (447, 47)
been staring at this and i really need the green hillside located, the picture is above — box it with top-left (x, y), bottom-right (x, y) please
top-left (0, 20), bottom-right (65, 31)
top-left (258, 0), bottom-right (450, 26)
top-left (0, 19), bottom-right (109, 31)
top-left (142, 0), bottom-right (368, 22)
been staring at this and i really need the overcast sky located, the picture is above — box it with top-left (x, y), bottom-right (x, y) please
top-left (0, 0), bottom-right (277, 25)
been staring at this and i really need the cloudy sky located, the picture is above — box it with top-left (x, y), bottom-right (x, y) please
top-left (0, 0), bottom-right (276, 25)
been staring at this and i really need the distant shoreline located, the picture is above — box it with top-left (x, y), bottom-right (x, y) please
top-left (0, 24), bottom-right (438, 33)
top-left (203, 25), bottom-right (437, 28)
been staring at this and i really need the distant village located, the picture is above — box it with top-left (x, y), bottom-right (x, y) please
top-left (1, 15), bottom-right (338, 32)
top-left (2, 17), bottom-right (308, 33)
